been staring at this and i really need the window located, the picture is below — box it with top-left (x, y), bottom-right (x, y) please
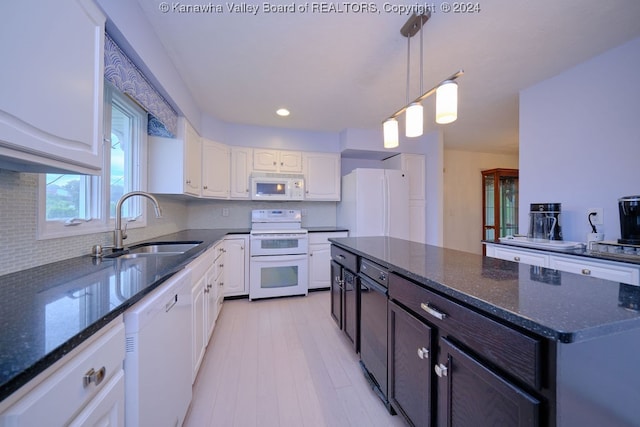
top-left (38, 84), bottom-right (147, 239)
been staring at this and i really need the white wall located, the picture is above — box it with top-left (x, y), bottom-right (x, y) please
top-left (443, 150), bottom-right (519, 254)
top-left (519, 36), bottom-right (640, 243)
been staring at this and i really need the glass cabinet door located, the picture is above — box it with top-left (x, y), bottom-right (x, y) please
top-left (482, 169), bottom-right (519, 242)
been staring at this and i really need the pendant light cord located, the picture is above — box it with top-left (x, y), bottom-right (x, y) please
top-left (406, 35), bottom-right (411, 106)
top-left (419, 16), bottom-right (424, 95)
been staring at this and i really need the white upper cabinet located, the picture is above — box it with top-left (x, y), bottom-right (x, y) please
top-left (253, 149), bottom-right (302, 173)
top-left (202, 139), bottom-right (229, 199)
top-left (230, 147), bottom-right (252, 199)
top-left (302, 152), bottom-right (341, 201)
top-left (148, 118), bottom-right (202, 196)
top-left (0, 0), bottom-right (105, 174)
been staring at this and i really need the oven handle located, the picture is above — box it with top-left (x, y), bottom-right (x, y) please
top-left (359, 275), bottom-right (388, 296)
top-left (250, 253), bottom-right (309, 261)
top-left (250, 234), bottom-right (308, 240)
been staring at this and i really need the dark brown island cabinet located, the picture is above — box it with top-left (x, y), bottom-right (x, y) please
top-left (329, 238), bottom-right (640, 427)
top-left (330, 245), bottom-right (358, 350)
top-left (389, 273), bottom-right (543, 426)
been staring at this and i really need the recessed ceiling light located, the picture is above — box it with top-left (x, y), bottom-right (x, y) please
top-left (276, 108), bottom-right (290, 117)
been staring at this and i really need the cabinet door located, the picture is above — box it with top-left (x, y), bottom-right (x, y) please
top-left (549, 255), bottom-right (639, 285)
top-left (490, 245), bottom-right (549, 267)
top-left (308, 243), bottom-right (331, 289)
top-left (202, 139), bottom-right (230, 198)
top-left (68, 370), bottom-right (125, 427)
top-left (343, 270), bottom-right (357, 349)
top-left (303, 152), bottom-right (340, 201)
top-left (388, 301), bottom-right (432, 427)
top-left (0, 0), bottom-right (105, 174)
top-left (191, 276), bottom-right (206, 382)
top-left (205, 263), bottom-right (218, 340)
top-left (253, 149), bottom-right (279, 171)
top-left (184, 124), bottom-right (202, 196)
top-left (278, 150), bottom-right (302, 172)
top-left (223, 238), bottom-right (247, 296)
top-left (230, 147), bottom-right (252, 198)
top-left (330, 261), bottom-right (343, 328)
top-left (436, 337), bottom-right (540, 427)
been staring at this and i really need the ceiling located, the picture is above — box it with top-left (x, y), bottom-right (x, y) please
top-left (135, 0), bottom-right (640, 154)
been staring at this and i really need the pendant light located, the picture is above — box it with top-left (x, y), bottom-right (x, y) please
top-left (406, 15), bottom-right (425, 138)
top-left (383, 118), bottom-right (399, 148)
top-left (436, 80), bottom-right (458, 124)
top-left (382, 13), bottom-right (464, 148)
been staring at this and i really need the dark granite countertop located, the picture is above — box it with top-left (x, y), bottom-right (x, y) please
top-left (330, 237), bottom-right (640, 344)
top-left (0, 229), bottom-right (248, 403)
top-left (484, 239), bottom-right (640, 266)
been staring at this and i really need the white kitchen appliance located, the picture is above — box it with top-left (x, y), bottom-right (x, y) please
top-left (250, 209), bottom-right (309, 300)
top-left (337, 168), bottom-right (410, 239)
top-left (250, 173), bottom-right (305, 201)
top-left (124, 268), bottom-right (192, 427)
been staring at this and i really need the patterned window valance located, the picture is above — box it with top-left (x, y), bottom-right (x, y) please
top-left (104, 34), bottom-right (178, 137)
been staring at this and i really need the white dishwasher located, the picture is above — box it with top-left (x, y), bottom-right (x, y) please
top-left (124, 268), bottom-right (192, 427)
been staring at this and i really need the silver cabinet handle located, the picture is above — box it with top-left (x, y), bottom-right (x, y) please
top-left (83, 366), bottom-right (106, 387)
top-left (417, 347), bottom-right (429, 360)
top-left (421, 303), bottom-right (447, 320)
top-left (582, 269), bottom-right (591, 275)
top-left (514, 256), bottom-right (521, 262)
top-left (435, 363), bottom-right (448, 378)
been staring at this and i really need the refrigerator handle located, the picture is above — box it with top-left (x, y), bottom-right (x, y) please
top-left (382, 174), bottom-right (389, 236)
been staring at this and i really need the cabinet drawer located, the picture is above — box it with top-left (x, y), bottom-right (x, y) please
top-left (549, 255), bottom-right (639, 285)
top-left (0, 319), bottom-right (125, 426)
top-left (331, 246), bottom-right (357, 272)
top-left (389, 274), bottom-right (542, 389)
top-left (489, 246), bottom-right (549, 267)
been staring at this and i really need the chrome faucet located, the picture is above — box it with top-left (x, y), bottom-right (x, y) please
top-left (114, 191), bottom-right (163, 250)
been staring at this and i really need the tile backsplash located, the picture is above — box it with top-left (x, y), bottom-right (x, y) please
top-left (0, 170), bottom-right (187, 276)
top-left (0, 169), bottom-right (339, 276)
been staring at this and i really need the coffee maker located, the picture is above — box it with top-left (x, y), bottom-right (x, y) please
top-left (528, 203), bottom-right (562, 241)
top-left (618, 196), bottom-right (640, 245)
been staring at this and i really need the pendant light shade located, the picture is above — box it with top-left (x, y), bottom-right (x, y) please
top-left (381, 13), bottom-right (463, 148)
top-left (436, 80), bottom-right (458, 124)
top-left (383, 118), bottom-right (399, 148)
top-left (405, 102), bottom-right (423, 137)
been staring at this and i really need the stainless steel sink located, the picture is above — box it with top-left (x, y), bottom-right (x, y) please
top-left (105, 241), bottom-right (202, 258)
top-left (128, 241), bottom-right (202, 254)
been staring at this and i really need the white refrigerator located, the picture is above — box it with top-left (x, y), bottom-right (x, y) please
top-left (337, 168), bottom-right (410, 239)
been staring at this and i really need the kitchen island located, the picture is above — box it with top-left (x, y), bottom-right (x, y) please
top-left (330, 236), bottom-right (640, 427)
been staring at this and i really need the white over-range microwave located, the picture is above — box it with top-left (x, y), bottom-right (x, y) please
top-left (250, 173), bottom-right (305, 201)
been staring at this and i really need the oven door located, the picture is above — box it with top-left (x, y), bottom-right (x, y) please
top-left (249, 254), bottom-right (309, 301)
top-left (250, 232), bottom-right (308, 256)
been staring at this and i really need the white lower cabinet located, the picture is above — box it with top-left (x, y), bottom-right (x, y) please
top-left (224, 235), bottom-right (249, 297)
top-left (485, 244), bottom-right (549, 267)
top-left (68, 370), bottom-right (124, 427)
top-left (548, 255), bottom-right (640, 285)
top-left (189, 245), bottom-right (219, 382)
top-left (0, 318), bottom-right (125, 427)
top-left (309, 232), bottom-right (348, 289)
top-left (484, 243), bottom-right (640, 285)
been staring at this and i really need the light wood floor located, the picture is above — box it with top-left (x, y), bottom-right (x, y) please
top-left (184, 290), bottom-right (407, 427)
